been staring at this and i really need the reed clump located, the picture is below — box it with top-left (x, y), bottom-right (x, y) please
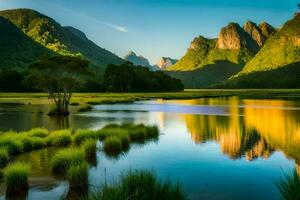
top-left (85, 170), bottom-right (185, 200)
top-left (50, 148), bottom-right (85, 174)
top-left (5, 162), bottom-right (30, 195)
top-left (276, 170), bottom-right (300, 200)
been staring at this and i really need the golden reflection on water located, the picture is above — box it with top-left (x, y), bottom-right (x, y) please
top-left (182, 98), bottom-right (300, 163)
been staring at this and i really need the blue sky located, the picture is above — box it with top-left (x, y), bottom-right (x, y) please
top-left (0, 0), bottom-right (298, 64)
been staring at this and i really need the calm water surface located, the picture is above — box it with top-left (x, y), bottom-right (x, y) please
top-left (0, 97), bottom-right (300, 200)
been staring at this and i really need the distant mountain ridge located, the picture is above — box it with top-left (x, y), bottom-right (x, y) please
top-left (124, 51), bottom-right (151, 67)
top-left (167, 20), bottom-right (277, 88)
top-left (155, 57), bottom-right (178, 70)
top-left (124, 51), bottom-right (160, 71)
top-left (0, 8), bottom-right (124, 69)
top-left (225, 13), bottom-right (300, 88)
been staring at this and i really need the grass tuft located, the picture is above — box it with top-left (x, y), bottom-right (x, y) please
top-left (27, 128), bottom-right (49, 138)
top-left (0, 137), bottom-right (23, 155)
top-left (5, 162), bottom-right (30, 194)
top-left (103, 136), bottom-right (123, 154)
top-left (81, 139), bottom-right (97, 159)
top-left (85, 170), bottom-right (185, 200)
top-left (47, 130), bottom-right (72, 146)
top-left (276, 170), bottom-right (300, 200)
top-left (0, 148), bottom-right (9, 168)
top-left (67, 162), bottom-right (89, 188)
top-left (51, 148), bottom-right (85, 174)
top-left (73, 129), bottom-right (96, 145)
top-left (78, 105), bottom-right (92, 112)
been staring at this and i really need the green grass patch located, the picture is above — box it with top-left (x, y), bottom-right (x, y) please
top-left (51, 148), bottom-right (85, 174)
top-left (103, 136), bottom-right (123, 155)
top-left (85, 170), bottom-right (185, 200)
top-left (0, 148), bottom-right (9, 168)
top-left (81, 139), bottom-right (97, 159)
top-left (47, 130), bottom-right (72, 146)
top-left (78, 105), bottom-right (92, 112)
top-left (27, 128), bottom-right (49, 138)
top-left (67, 162), bottom-right (89, 188)
top-left (5, 162), bottom-right (30, 194)
top-left (0, 135), bottom-right (23, 155)
top-left (73, 129), bottom-right (96, 145)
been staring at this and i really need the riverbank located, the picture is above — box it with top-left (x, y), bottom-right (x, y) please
top-left (1, 89), bottom-right (300, 106)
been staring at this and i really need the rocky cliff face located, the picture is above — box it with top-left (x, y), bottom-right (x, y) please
top-left (258, 22), bottom-right (276, 38)
top-left (217, 22), bottom-right (259, 53)
top-left (155, 57), bottom-right (177, 70)
top-left (243, 21), bottom-right (266, 47)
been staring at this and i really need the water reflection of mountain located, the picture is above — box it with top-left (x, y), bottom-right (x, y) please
top-left (184, 98), bottom-right (300, 162)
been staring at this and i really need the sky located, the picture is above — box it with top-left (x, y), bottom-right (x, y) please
top-left (0, 0), bottom-right (298, 64)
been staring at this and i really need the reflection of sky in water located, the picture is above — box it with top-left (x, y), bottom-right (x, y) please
top-left (0, 97), bottom-right (300, 200)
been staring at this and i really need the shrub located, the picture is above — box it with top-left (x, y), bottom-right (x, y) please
top-left (5, 162), bottom-right (30, 194)
top-left (67, 162), bottom-right (89, 188)
top-left (0, 148), bottom-right (9, 168)
top-left (73, 129), bottom-right (96, 145)
top-left (47, 130), bottom-right (72, 146)
top-left (104, 136), bottom-right (123, 154)
top-left (276, 170), bottom-right (300, 200)
top-left (27, 128), bottom-right (49, 138)
top-left (51, 148), bottom-right (85, 174)
top-left (85, 170), bottom-right (185, 200)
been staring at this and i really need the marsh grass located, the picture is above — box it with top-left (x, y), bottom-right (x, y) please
top-left (5, 162), bottom-right (30, 195)
top-left (47, 130), bottom-right (72, 146)
top-left (0, 136), bottom-right (23, 155)
top-left (27, 128), bottom-right (49, 138)
top-left (21, 137), bottom-right (33, 151)
top-left (85, 170), bottom-right (185, 200)
top-left (104, 136), bottom-right (123, 154)
top-left (31, 137), bottom-right (47, 149)
top-left (67, 162), bottom-right (89, 188)
top-left (81, 139), bottom-right (97, 165)
top-left (51, 148), bottom-right (85, 174)
top-left (78, 105), bottom-right (92, 112)
top-left (276, 170), bottom-right (300, 200)
top-left (0, 148), bottom-right (9, 168)
top-left (73, 129), bottom-right (96, 145)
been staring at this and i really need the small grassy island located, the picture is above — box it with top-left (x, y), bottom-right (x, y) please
top-left (0, 123), bottom-right (178, 199)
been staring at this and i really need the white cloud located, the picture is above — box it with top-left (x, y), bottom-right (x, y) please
top-left (101, 22), bottom-right (128, 33)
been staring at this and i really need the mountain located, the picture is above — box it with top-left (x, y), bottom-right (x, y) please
top-left (225, 14), bottom-right (300, 88)
top-left (124, 51), bottom-right (151, 67)
top-left (167, 36), bottom-right (216, 71)
top-left (166, 22), bottom-right (266, 87)
top-left (0, 9), bottom-right (124, 69)
top-left (155, 57), bottom-right (177, 70)
top-left (124, 51), bottom-right (160, 71)
top-left (0, 16), bottom-right (55, 69)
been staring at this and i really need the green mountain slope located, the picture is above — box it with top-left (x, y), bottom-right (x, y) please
top-left (166, 22), bottom-right (265, 87)
top-left (0, 16), bottom-right (55, 69)
top-left (167, 61), bottom-right (243, 88)
top-left (168, 36), bottom-right (216, 71)
top-left (237, 14), bottom-right (300, 74)
top-left (0, 9), bottom-right (124, 68)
